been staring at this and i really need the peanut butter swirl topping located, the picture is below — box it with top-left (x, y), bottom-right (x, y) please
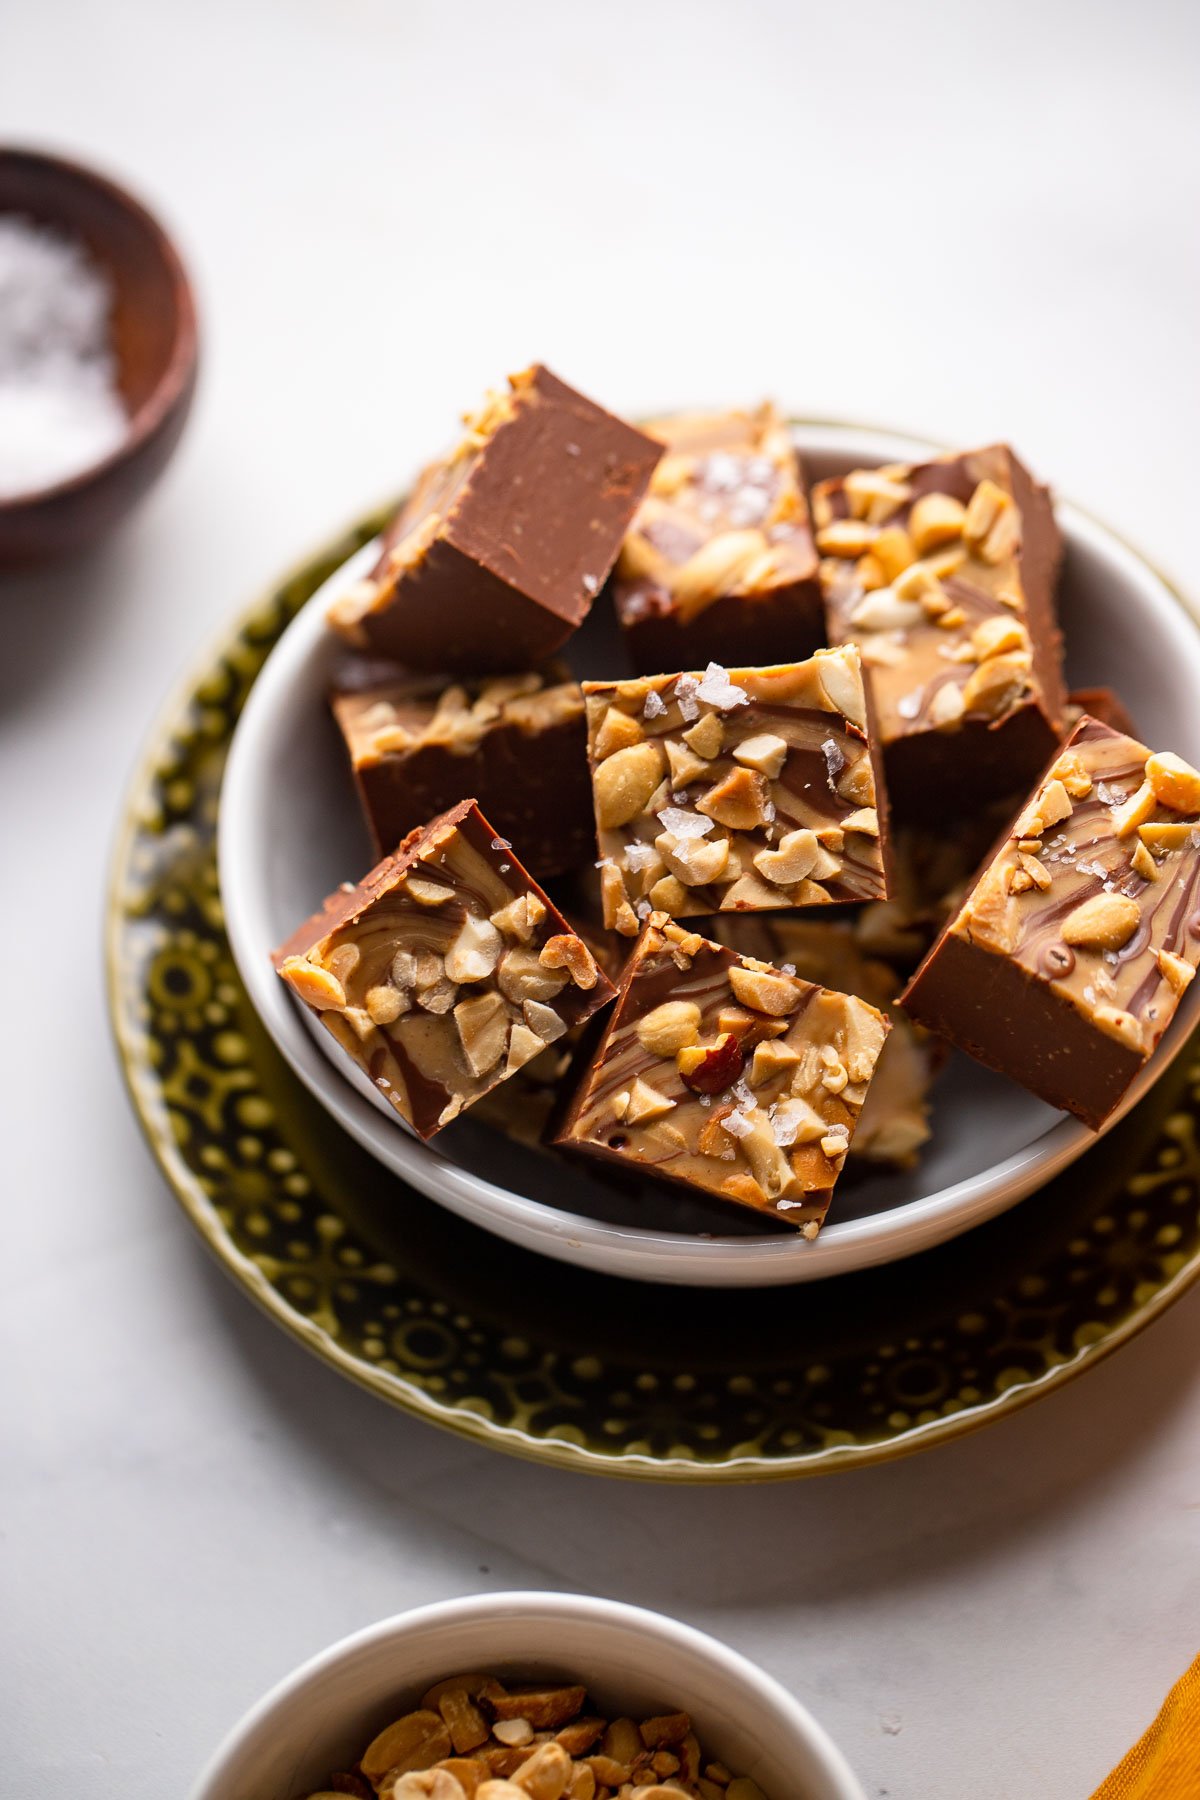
top-left (275, 802), bottom-right (612, 1138)
top-left (711, 914), bottom-right (937, 1169)
top-left (583, 648), bottom-right (887, 935)
top-left (617, 404), bottom-right (816, 625)
top-left (336, 669), bottom-right (584, 766)
top-left (559, 913), bottom-right (890, 1233)
top-left (951, 718), bottom-right (1200, 1055)
top-left (814, 444), bottom-right (1062, 745)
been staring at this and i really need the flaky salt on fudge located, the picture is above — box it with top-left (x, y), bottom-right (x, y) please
top-left (711, 913), bottom-right (938, 1169)
top-left (557, 911), bottom-right (890, 1235)
top-left (815, 444), bottom-right (1065, 817)
top-left (583, 647), bottom-right (889, 935)
top-left (612, 403), bottom-right (822, 673)
top-left (903, 717), bottom-right (1200, 1127)
top-left (274, 799), bottom-right (615, 1138)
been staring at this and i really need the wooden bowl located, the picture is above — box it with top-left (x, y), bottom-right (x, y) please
top-left (0, 147), bottom-right (199, 566)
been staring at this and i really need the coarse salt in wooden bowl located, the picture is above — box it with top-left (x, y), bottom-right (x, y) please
top-left (0, 145), bottom-right (198, 566)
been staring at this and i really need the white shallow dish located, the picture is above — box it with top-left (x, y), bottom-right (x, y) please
top-left (188, 1591), bottom-right (865, 1800)
top-left (220, 423), bottom-right (1200, 1287)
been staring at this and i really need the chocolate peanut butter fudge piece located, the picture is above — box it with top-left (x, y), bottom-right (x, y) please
top-left (327, 364), bottom-right (663, 671)
top-left (557, 912), bottom-right (891, 1232)
top-left (331, 666), bottom-right (592, 879)
top-left (274, 799), bottom-right (615, 1138)
top-left (711, 914), bottom-right (938, 1169)
top-left (814, 444), bottom-right (1065, 817)
top-left (612, 404), bottom-right (822, 673)
top-left (902, 717), bottom-right (1200, 1128)
top-left (583, 647), bottom-right (889, 935)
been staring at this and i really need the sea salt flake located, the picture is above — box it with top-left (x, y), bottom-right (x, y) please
top-left (657, 806), bottom-right (712, 839)
top-left (821, 737), bottom-right (846, 788)
top-left (674, 674), bottom-right (701, 722)
top-left (701, 451), bottom-right (741, 493)
top-left (780, 962), bottom-right (796, 975)
top-left (721, 1110), bottom-right (753, 1139)
top-left (727, 487), bottom-right (770, 528)
top-left (635, 899), bottom-right (652, 920)
top-left (643, 690), bottom-right (667, 719)
top-left (624, 843), bottom-right (658, 871)
top-left (695, 661), bottom-right (750, 710)
top-left (581, 572), bottom-right (599, 595)
top-left (896, 688), bottom-right (924, 721)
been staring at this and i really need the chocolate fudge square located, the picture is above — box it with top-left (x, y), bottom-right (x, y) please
top-left (326, 364), bottom-right (662, 671)
top-left (331, 666), bottom-right (592, 880)
top-left (613, 404), bottom-right (822, 673)
top-left (814, 444), bottom-right (1065, 818)
top-left (903, 717), bottom-right (1200, 1128)
top-left (557, 912), bottom-right (890, 1234)
top-left (710, 913), bottom-right (939, 1169)
top-left (274, 799), bottom-right (615, 1138)
top-left (583, 647), bottom-right (890, 934)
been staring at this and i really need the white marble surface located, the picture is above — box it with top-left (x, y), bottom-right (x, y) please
top-left (3, 2), bottom-right (1200, 1795)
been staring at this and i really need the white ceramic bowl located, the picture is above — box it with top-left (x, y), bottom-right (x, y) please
top-left (188, 1592), bottom-right (865, 1800)
top-left (220, 423), bottom-right (1200, 1287)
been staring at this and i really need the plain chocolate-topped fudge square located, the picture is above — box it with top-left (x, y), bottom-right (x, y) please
top-left (327, 364), bottom-right (663, 671)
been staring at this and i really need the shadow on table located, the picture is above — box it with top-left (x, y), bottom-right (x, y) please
top-left (0, 529), bottom-right (140, 714)
top-left (190, 1020), bottom-right (1200, 1620)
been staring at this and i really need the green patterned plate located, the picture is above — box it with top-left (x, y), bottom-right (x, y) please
top-left (107, 508), bottom-right (1200, 1482)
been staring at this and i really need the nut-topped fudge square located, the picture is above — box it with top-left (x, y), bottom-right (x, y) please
top-left (612, 404), bottom-right (822, 673)
top-left (557, 912), bottom-right (891, 1233)
top-left (711, 914), bottom-right (938, 1170)
top-left (583, 647), bottom-right (889, 935)
top-left (331, 665), bottom-right (592, 880)
top-left (327, 364), bottom-right (663, 671)
top-left (903, 717), bottom-right (1200, 1128)
top-left (814, 444), bottom-right (1065, 817)
top-left (274, 799), bottom-right (615, 1138)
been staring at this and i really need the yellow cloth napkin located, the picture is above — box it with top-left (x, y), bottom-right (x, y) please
top-left (1091, 1656), bottom-right (1200, 1797)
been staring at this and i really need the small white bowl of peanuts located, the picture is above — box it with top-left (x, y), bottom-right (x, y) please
top-left (188, 1591), bottom-right (864, 1800)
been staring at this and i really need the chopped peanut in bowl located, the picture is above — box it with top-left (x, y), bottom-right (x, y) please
top-left (299, 1671), bottom-right (770, 1800)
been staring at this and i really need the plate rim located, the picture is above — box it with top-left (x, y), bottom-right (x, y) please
top-left (105, 418), bottom-right (1200, 1481)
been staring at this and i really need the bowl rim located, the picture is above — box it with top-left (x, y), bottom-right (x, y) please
top-left (216, 421), bottom-right (1200, 1288)
top-left (186, 1590), bottom-right (867, 1800)
top-left (0, 142), bottom-right (199, 513)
